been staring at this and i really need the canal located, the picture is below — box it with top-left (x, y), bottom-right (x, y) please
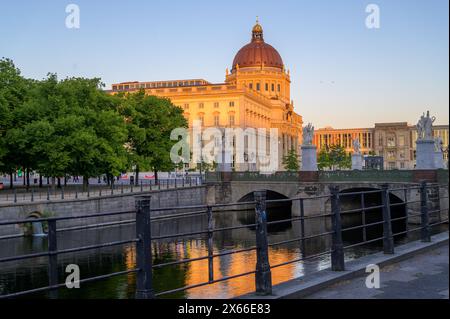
top-left (0, 205), bottom-right (446, 299)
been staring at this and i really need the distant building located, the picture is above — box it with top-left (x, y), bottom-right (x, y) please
top-left (313, 127), bottom-right (374, 155)
top-left (314, 123), bottom-right (449, 170)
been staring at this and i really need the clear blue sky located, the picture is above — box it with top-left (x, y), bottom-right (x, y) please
top-left (1, 0), bottom-right (448, 128)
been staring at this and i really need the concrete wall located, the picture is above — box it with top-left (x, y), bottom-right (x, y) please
top-left (0, 186), bottom-right (206, 239)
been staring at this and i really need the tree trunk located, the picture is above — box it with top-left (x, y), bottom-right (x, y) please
top-left (39, 175), bottom-right (43, 188)
top-left (57, 177), bottom-right (61, 188)
top-left (135, 165), bottom-right (140, 186)
top-left (51, 177), bottom-right (56, 191)
top-left (26, 168), bottom-right (30, 190)
top-left (83, 176), bottom-right (89, 192)
top-left (154, 170), bottom-right (158, 184)
top-left (9, 173), bottom-right (13, 189)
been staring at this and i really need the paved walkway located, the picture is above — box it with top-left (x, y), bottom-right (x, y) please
top-left (306, 244), bottom-right (449, 299)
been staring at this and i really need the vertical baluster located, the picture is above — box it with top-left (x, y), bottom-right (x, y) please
top-left (254, 190), bottom-right (272, 295)
top-left (329, 186), bottom-right (345, 271)
top-left (48, 219), bottom-right (58, 299)
top-left (381, 184), bottom-right (394, 254)
top-left (135, 195), bottom-right (154, 299)
top-left (207, 206), bottom-right (214, 283)
top-left (420, 181), bottom-right (431, 242)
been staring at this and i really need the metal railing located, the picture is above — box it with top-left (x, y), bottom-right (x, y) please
top-left (0, 181), bottom-right (448, 299)
top-left (0, 178), bottom-right (202, 204)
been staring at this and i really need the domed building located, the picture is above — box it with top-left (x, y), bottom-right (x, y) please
top-left (110, 19), bottom-right (303, 171)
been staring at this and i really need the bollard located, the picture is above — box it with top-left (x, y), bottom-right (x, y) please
top-left (420, 181), bottom-right (431, 242)
top-left (31, 188), bottom-right (34, 202)
top-left (47, 187), bottom-right (50, 201)
top-left (381, 184), bottom-right (394, 254)
top-left (75, 189), bottom-right (78, 199)
top-left (135, 195), bottom-right (154, 299)
top-left (14, 189), bottom-right (17, 203)
top-left (48, 219), bottom-right (58, 299)
top-left (254, 190), bottom-right (272, 295)
top-left (329, 186), bottom-right (345, 271)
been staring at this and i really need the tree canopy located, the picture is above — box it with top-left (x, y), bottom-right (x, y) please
top-left (0, 58), bottom-right (188, 188)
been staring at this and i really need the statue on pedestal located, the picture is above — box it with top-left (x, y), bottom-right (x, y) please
top-left (352, 138), bottom-right (361, 155)
top-left (416, 111), bottom-right (436, 141)
top-left (434, 136), bottom-right (443, 152)
top-left (302, 123), bottom-right (314, 146)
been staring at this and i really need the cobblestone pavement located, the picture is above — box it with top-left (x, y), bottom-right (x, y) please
top-left (306, 244), bottom-right (449, 299)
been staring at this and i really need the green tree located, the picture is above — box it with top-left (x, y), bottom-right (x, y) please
top-left (117, 91), bottom-right (188, 184)
top-left (317, 145), bottom-right (351, 170)
top-left (282, 148), bottom-right (299, 171)
top-left (0, 58), bottom-right (34, 188)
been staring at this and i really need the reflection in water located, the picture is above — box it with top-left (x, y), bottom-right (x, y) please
top-left (0, 206), bottom-right (446, 299)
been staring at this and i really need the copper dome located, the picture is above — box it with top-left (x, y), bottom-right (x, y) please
top-left (232, 20), bottom-right (284, 71)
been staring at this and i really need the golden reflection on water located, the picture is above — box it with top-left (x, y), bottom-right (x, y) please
top-left (123, 240), bottom-right (302, 299)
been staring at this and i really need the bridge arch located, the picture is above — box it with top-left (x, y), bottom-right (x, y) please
top-left (237, 190), bottom-right (292, 232)
top-left (337, 187), bottom-right (407, 242)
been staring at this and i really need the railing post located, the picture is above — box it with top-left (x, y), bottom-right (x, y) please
top-left (420, 181), bottom-right (431, 242)
top-left (48, 219), bottom-right (58, 299)
top-left (14, 188), bottom-right (17, 203)
top-left (61, 187), bottom-right (64, 200)
top-left (381, 184), bottom-right (394, 254)
top-left (299, 198), bottom-right (306, 257)
top-left (207, 206), bottom-right (214, 283)
top-left (140, 180), bottom-right (143, 192)
top-left (31, 188), bottom-right (34, 202)
top-left (47, 187), bottom-right (50, 201)
top-left (254, 190), bottom-right (272, 295)
top-left (135, 195), bottom-right (154, 299)
top-left (329, 186), bottom-right (345, 271)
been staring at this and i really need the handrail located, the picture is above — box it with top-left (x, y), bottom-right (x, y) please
top-left (0, 182), bottom-right (447, 299)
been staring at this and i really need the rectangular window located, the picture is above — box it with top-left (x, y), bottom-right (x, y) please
top-left (199, 116), bottom-right (204, 126)
top-left (199, 103), bottom-right (204, 109)
top-left (229, 115), bottom-right (235, 126)
top-left (229, 101), bottom-right (235, 107)
top-left (112, 85), bottom-right (117, 91)
top-left (214, 115), bottom-right (220, 126)
top-left (399, 135), bottom-right (405, 147)
top-left (256, 83), bottom-right (260, 91)
top-left (183, 104), bottom-right (189, 109)
top-left (271, 83), bottom-right (275, 91)
top-left (387, 136), bottom-right (396, 147)
top-left (249, 83), bottom-right (253, 89)
top-left (277, 84), bottom-right (281, 92)
top-left (214, 102), bottom-right (219, 108)
top-left (265, 83), bottom-right (269, 91)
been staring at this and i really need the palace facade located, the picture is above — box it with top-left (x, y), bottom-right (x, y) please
top-left (110, 20), bottom-right (303, 171)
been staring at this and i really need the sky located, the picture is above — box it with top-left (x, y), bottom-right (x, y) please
top-left (0, 0), bottom-right (448, 128)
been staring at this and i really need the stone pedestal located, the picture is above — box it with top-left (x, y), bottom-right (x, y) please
top-left (434, 151), bottom-right (445, 169)
top-left (416, 140), bottom-right (436, 169)
top-left (301, 145), bottom-right (318, 171)
top-left (351, 154), bottom-right (363, 170)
